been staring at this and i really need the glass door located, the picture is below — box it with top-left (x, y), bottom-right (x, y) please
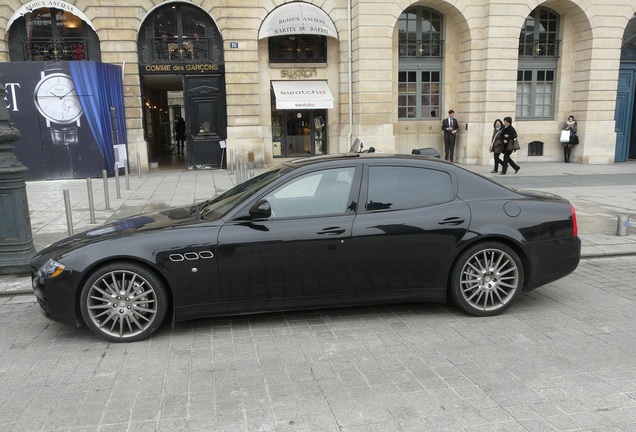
top-left (271, 105), bottom-right (327, 157)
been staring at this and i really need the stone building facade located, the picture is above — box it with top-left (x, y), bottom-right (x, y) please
top-left (1, 0), bottom-right (636, 176)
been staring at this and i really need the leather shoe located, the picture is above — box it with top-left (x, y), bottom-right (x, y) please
top-left (500, 172), bottom-right (507, 175)
top-left (490, 170), bottom-right (497, 173)
top-left (514, 167), bottom-right (520, 174)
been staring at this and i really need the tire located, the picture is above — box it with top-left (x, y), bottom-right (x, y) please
top-left (450, 242), bottom-right (524, 316)
top-left (79, 262), bottom-right (168, 342)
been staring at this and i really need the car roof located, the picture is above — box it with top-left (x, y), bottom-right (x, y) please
top-left (283, 153), bottom-right (446, 168)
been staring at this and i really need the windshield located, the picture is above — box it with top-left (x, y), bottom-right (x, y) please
top-left (194, 166), bottom-right (290, 219)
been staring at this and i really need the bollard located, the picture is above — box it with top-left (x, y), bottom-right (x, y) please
top-left (617, 214), bottom-right (631, 236)
top-left (124, 162), bottom-right (130, 190)
top-left (102, 170), bottom-right (111, 210)
top-left (114, 164), bottom-right (121, 199)
top-left (86, 178), bottom-right (96, 224)
top-left (63, 189), bottom-right (74, 236)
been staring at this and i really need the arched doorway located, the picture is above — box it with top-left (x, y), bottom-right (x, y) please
top-left (137, 3), bottom-right (226, 170)
top-left (7, 4), bottom-right (101, 62)
top-left (615, 14), bottom-right (636, 162)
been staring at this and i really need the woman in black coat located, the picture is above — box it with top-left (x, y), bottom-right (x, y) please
top-left (500, 116), bottom-right (520, 175)
top-left (490, 119), bottom-right (505, 173)
top-left (562, 115), bottom-right (578, 163)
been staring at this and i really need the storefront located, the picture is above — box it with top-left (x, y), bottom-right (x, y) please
top-left (270, 80), bottom-right (333, 157)
top-left (2, 1), bottom-right (636, 178)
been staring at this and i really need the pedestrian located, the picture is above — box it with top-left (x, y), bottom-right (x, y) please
top-left (175, 116), bottom-right (186, 155)
top-left (490, 118), bottom-right (505, 173)
top-left (441, 109), bottom-right (459, 162)
top-left (561, 115), bottom-right (578, 163)
top-left (500, 116), bottom-right (520, 175)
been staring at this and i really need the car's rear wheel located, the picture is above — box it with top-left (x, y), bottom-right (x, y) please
top-left (79, 262), bottom-right (168, 342)
top-left (450, 242), bottom-right (524, 316)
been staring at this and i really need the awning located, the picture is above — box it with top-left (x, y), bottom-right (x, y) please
top-left (258, 3), bottom-right (338, 40)
top-left (271, 80), bottom-right (334, 110)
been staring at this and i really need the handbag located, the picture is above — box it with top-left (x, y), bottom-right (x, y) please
top-left (560, 130), bottom-right (571, 143)
top-left (507, 138), bottom-right (520, 151)
top-left (569, 134), bottom-right (579, 145)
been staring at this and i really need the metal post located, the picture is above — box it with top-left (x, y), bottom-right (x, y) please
top-left (86, 178), bottom-right (96, 224)
top-left (63, 189), bottom-right (74, 236)
top-left (137, 152), bottom-right (141, 177)
top-left (124, 162), bottom-right (130, 190)
top-left (103, 170), bottom-right (111, 210)
top-left (114, 164), bottom-right (121, 199)
top-left (617, 214), bottom-right (630, 236)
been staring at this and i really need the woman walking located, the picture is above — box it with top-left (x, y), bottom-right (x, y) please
top-left (490, 119), bottom-right (505, 173)
top-left (500, 116), bottom-right (520, 175)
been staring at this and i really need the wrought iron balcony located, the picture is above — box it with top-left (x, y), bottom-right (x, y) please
top-left (519, 40), bottom-right (561, 57)
top-left (22, 37), bottom-right (89, 61)
top-left (399, 40), bottom-right (444, 58)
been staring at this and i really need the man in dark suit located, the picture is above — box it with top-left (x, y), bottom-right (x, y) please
top-left (441, 109), bottom-right (459, 162)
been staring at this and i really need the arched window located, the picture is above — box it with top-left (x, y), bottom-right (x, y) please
top-left (517, 8), bottom-right (560, 119)
top-left (398, 7), bottom-right (443, 120)
top-left (138, 3), bottom-right (222, 64)
top-left (621, 14), bottom-right (636, 61)
top-left (8, 8), bottom-right (101, 61)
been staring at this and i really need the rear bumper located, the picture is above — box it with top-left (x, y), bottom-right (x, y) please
top-left (524, 236), bottom-right (581, 291)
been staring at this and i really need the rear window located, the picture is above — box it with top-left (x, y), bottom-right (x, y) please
top-left (367, 166), bottom-right (452, 211)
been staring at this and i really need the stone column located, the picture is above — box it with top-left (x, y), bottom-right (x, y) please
top-left (0, 76), bottom-right (36, 275)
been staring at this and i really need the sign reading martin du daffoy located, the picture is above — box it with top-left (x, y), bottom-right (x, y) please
top-left (259, 3), bottom-right (338, 40)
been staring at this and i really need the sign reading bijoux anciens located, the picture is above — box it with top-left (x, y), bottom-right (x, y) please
top-left (9, 1), bottom-right (96, 30)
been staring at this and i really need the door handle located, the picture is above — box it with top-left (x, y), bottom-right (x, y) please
top-left (438, 217), bottom-right (464, 226)
top-left (317, 227), bottom-right (346, 235)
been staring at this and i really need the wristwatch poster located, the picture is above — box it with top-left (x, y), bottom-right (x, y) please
top-left (33, 64), bottom-right (83, 146)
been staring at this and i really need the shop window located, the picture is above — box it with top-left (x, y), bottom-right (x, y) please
top-left (8, 8), bottom-right (100, 61)
top-left (269, 35), bottom-right (327, 63)
top-left (516, 8), bottom-right (559, 119)
top-left (138, 3), bottom-right (222, 64)
top-left (270, 89), bottom-right (327, 157)
top-left (398, 7), bottom-right (443, 120)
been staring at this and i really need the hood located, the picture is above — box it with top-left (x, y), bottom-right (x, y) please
top-left (33, 206), bottom-right (203, 261)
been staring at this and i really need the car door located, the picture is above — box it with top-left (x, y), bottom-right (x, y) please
top-left (216, 165), bottom-right (361, 310)
top-left (349, 163), bottom-right (470, 299)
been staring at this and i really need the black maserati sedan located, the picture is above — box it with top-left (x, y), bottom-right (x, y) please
top-left (31, 154), bottom-right (581, 342)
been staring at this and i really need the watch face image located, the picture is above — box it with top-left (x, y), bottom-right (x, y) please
top-left (34, 72), bottom-right (83, 124)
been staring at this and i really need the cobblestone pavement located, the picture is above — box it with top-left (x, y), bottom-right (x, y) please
top-left (1, 256), bottom-right (636, 431)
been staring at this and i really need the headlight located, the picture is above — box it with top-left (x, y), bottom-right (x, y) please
top-left (38, 259), bottom-right (66, 279)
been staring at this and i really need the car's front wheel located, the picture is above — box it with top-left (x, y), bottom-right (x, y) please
top-left (450, 242), bottom-right (524, 316)
top-left (80, 262), bottom-right (168, 342)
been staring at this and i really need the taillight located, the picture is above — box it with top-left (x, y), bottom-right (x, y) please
top-left (571, 204), bottom-right (578, 237)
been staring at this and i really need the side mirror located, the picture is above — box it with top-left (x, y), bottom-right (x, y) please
top-left (249, 199), bottom-right (272, 219)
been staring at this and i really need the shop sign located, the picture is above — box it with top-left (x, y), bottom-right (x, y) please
top-left (9, 1), bottom-right (96, 31)
top-left (142, 63), bottom-right (222, 74)
top-left (280, 67), bottom-right (317, 79)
